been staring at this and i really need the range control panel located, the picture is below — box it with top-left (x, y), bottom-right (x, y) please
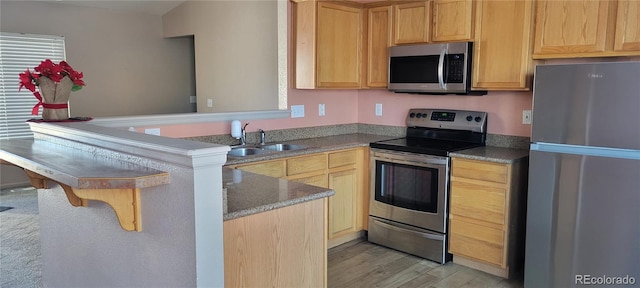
top-left (406, 108), bottom-right (487, 133)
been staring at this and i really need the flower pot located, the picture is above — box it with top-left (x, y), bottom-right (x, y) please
top-left (39, 76), bottom-right (73, 120)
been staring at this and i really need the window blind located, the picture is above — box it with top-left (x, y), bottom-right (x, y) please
top-left (0, 32), bottom-right (66, 140)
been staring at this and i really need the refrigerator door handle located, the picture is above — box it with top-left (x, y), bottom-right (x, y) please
top-left (531, 143), bottom-right (640, 160)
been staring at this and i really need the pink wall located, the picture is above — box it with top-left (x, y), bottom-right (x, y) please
top-left (141, 0), bottom-right (533, 139)
top-left (144, 89), bottom-right (359, 137)
top-left (358, 89), bottom-right (533, 136)
top-left (145, 88), bottom-right (532, 138)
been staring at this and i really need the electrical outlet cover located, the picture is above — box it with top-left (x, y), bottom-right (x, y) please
top-left (145, 128), bottom-right (161, 136)
top-left (523, 110), bottom-right (532, 124)
top-left (291, 105), bottom-right (305, 118)
top-left (375, 103), bottom-right (383, 116)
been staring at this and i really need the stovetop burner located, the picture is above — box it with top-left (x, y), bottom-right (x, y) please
top-left (370, 108), bottom-right (488, 156)
top-left (370, 137), bottom-right (483, 156)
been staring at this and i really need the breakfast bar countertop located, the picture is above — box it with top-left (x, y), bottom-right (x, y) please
top-left (222, 167), bottom-right (334, 221)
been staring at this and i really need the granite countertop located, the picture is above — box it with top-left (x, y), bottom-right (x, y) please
top-left (0, 138), bottom-right (170, 189)
top-left (450, 146), bottom-right (530, 164)
top-left (222, 134), bottom-right (530, 220)
top-left (225, 133), bottom-right (396, 165)
top-left (222, 133), bottom-right (393, 220)
top-left (222, 167), bottom-right (334, 221)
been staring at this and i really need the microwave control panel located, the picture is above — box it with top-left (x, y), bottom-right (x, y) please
top-left (446, 54), bottom-right (465, 83)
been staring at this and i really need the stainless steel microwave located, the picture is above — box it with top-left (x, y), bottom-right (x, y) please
top-left (388, 42), bottom-right (485, 95)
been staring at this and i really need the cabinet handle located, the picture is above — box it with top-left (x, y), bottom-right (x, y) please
top-left (373, 218), bottom-right (444, 241)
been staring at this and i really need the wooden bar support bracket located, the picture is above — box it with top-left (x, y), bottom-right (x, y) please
top-left (15, 165), bottom-right (143, 232)
top-left (68, 186), bottom-right (142, 232)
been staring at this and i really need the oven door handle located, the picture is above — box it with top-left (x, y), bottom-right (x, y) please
top-left (373, 218), bottom-right (444, 241)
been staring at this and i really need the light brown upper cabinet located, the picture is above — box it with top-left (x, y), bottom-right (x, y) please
top-left (393, 2), bottom-right (431, 44)
top-left (614, 0), bottom-right (640, 52)
top-left (533, 0), bottom-right (640, 58)
top-left (366, 6), bottom-right (393, 88)
top-left (431, 0), bottom-right (474, 42)
top-left (393, 0), bottom-right (473, 45)
top-left (293, 0), bottom-right (363, 89)
top-left (472, 0), bottom-right (533, 91)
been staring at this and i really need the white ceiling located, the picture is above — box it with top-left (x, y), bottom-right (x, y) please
top-left (42, 0), bottom-right (186, 16)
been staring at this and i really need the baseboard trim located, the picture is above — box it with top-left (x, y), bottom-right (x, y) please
top-left (453, 255), bottom-right (509, 278)
top-left (328, 231), bottom-right (365, 249)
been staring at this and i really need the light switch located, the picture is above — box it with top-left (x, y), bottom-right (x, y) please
top-left (375, 103), bottom-right (383, 116)
top-left (319, 104), bottom-right (325, 116)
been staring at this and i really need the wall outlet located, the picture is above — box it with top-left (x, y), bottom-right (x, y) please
top-left (375, 103), bottom-right (383, 116)
top-left (144, 128), bottom-right (161, 136)
top-left (207, 98), bottom-right (213, 107)
top-left (523, 110), bottom-right (532, 124)
top-left (190, 96), bottom-right (197, 104)
top-left (291, 105), bottom-right (305, 118)
top-left (319, 104), bottom-right (325, 116)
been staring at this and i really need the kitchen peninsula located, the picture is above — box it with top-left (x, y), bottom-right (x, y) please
top-left (0, 120), bottom-right (333, 287)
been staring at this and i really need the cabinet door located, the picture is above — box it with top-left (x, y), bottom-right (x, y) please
top-left (328, 169), bottom-right (357, 239)
top-left (614, 0), bottom-right (640, 52)
top-left (293, 0), bottom-right (317, 89)
top-left (366, 6), bottom-right (392, 88)
top-left (533, 0), bottom-right (612, 57)
top-left (317, 2), bottom-right (362, 88)
top-left (393, 2), bottom-right (431, 44)
top-left (472, 0), bottom-right (533, 90)
top-left (431, 0), bottom-right (474, 42)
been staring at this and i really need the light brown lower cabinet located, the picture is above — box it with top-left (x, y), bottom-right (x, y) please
top-left (224, 198), bottom-right (327, 288)
top-left (227, 147), bottom-right (368, 249)
top-left (448, 157), bottom-right (528, 279)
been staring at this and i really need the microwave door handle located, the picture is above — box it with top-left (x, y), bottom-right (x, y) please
top-left (437, 46), bottom-right (447, 90)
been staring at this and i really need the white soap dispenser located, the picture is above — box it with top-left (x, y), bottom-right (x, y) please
top-left (231, 120), bottom-right (242, 139)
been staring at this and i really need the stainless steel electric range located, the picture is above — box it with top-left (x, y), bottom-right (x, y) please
top-left (368, 108), bottom-right (487, 264)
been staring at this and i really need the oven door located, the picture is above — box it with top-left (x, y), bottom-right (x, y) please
top-left (369, 149), bottom-right (449, 233)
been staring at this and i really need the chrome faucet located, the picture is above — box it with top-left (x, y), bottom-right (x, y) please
top-left (258, 129), bottom-right (266, 145)
top-left (240, 122), bottom-right (249, 145)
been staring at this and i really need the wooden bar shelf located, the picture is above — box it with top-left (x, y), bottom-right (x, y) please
top-left (0, 139), bottom-right (170, 232)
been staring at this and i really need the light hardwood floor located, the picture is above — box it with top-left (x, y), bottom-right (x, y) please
top-left (328, 239), bottom-right (524, 288)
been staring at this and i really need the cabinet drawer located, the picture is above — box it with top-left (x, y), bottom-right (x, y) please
top-left (236, 160), bottom-right (285, 178)
top-left (328, 150), bottom-right (357, 169)
top-left (449, 218), bottom-right (505, 266)
top-left (287, 154), bottom-right (327, 176)
top-left (450, 180), bottom-right (505, 225)
top-left (452, 158), bottom-right (508, 184)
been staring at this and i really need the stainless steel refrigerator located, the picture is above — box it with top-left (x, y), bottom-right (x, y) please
top-left (525, 62), bottom-right (640, 287)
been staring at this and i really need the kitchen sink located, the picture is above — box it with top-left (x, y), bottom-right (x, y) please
top-left (228, 147), bottom-right (269, 157)
top-left (260, 143), bottom-right (309, 151)
top-left (228, 143), bottom-right (311, 158)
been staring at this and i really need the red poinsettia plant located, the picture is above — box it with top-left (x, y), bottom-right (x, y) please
top-left (18, 59), bottom-right (85, 115)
